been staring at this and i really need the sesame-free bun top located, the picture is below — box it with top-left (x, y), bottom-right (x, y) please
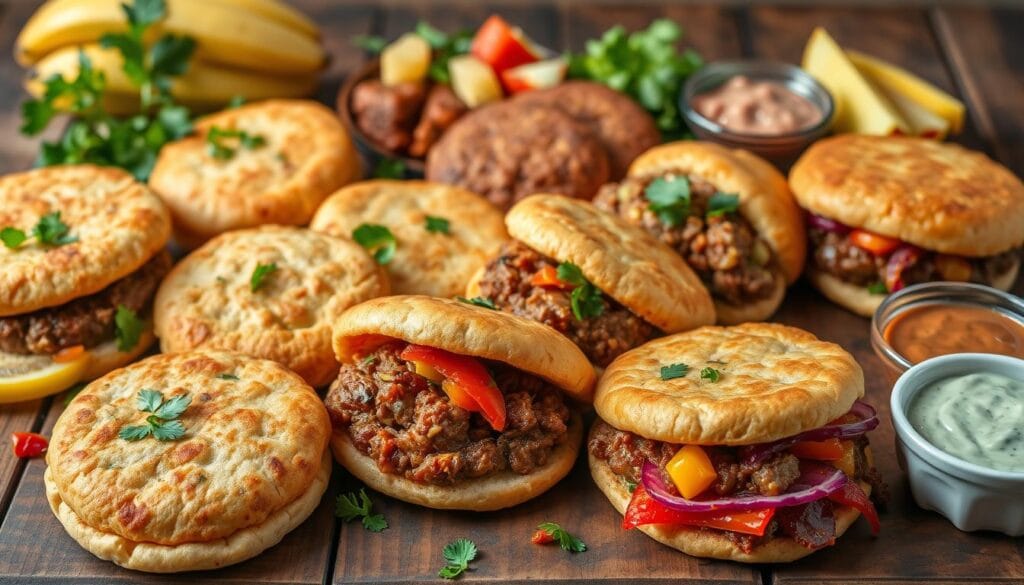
top-left (332, 295), bottom-right (596, 403)
top-left (46, 351), bottom-right (330, 569)
top-left (154, 226), bottom-right (388, 387)
top-left (595, 323), bottom-right (864, 445)
top-left (506, 195), bottom-right (715, 333)
top-left (628, 141), bottom-right (806, 284)
top-left (310, 180), bottom-right (507, 298)
top-left (0, 165), bottom-right (170, 317)
top-left (150, 99), bottom-right (360, 248)
top-left (790, 135), bottom-right (1024, 256)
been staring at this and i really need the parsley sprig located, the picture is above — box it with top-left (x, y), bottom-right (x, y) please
top-left (206, 126), bottom-right (266, 161)
top-left (114, 305), bottom-right (143, 351)
top-left (1, 212), bottom-right (78, 249)
top-left (535, 522), bottom-right (587, 553)
top-left (556, 262), bottom-right (604, 321)
top-left (353, 223), bottom-right (397, 265)
top-left (373, 157), bottom-right (405, 179)
top-left (700, 367), bottom-right (721, 382)
top-left (706, 192), bottom-right (740, 218)
top-left (425, 215), bottom-right (450, 234)
top-left (335, 488), bottom-right (388, 532)
top-left (645, 176), bottom-right (691, 227)
top-left (438, 538), bottom-right (478, 580)
top-left (119, 388), bottom-right (191, 442)
top-left (660, 363), bottom-right (689, 380)
top-left (250, 262), bottom-right (278, 292)
top-left (457, 296), bottom-right (496, 310)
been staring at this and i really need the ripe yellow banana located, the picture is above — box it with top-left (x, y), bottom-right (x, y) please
top-left (27, 44), bottom-right (318, 115)
top-left (217, 0), bottom-right (319, 40)
top-left (17, 0), bottom-right (324, 74)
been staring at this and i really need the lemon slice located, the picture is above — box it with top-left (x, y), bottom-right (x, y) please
top-left (0, 351), bottom-right (88, 404)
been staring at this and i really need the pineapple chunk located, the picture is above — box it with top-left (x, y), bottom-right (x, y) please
top-left (380, 33), bottom-right (431, 86)
top-left (448, 55), bottom-right (503, 108)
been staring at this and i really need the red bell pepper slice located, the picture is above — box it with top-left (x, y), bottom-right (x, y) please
top-left (11, 432), bottom-right (48, 459)
top-left (789, 438), bottom-right (844, 461)
top-left (400, 344), bottom-right (506, 431)
top-left (471, 15), bottom-right (539, 75)
top-left (849, 229), bottom-right (902, 256)
top-left (828, 479), bottom-right (881, 535)
top-left (622, 484), bottom-right (775, 537)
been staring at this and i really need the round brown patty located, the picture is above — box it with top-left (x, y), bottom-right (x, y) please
top-left (426, 100), bottom-right (610, 211)
top-left (515, 81), bottom-right (660, 180)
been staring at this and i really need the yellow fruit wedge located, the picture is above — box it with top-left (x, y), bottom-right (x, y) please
top-left (215, 0), bottom-right (320, 40)
top-left (847, 49), bottom-right (965, 135)
top-left (0, 351), bottom-right (88, 404)
top-left (801, 27), bottom-right (909, 136)
top-left (879, 85), bottom-right (950, 139)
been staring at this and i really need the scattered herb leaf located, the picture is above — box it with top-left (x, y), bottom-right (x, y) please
top-left (438, 538), bottom-right (478, 580)
top-left (335, 489), bottom-right (388, 532)
top-left (227, 94), bottom-right (246, 109)
top-left (119, 388), bottom-right (191, 442)
top-left (660, 363), bottom-right (689, 380)
top-left (373, 157), bottom-right (405, 179)
top-left (456, 296), bottom-right (496, 310)
top-left (700, 367), bottom-right (721, 382)
top-left (206, 126), bottom-right (266, 160)
top-left (706, 192), bottom-right (740, 218)
top-left (353, 34), bottom-right (388, 54)
top-left (645, 176), bottom-right (691, 227)
top-left (867, 282), bottom-right (888, 295)
top-left (414, 21), bottom-right (472, 84)
top-left (535, 522), bottom-right (587, 553)
top-left (353, 223), bottom-right (397, 265)
top-left (114, 305), bottom-right (143, 352)
top-left (216, 373), bottom-right (239, 380)
top-left (625, 479), bottom-right (638, 493)
top-left (1, 212), bottom-right (78, 249)
top-left (0, 227), bottom-right (27, 249)
top-left (250, 262), bottom-right (278, 292)
top-left (556, 262), bottom-right (604, 321)
top-left (425, 215), bottom-right (450, 234)
top-left (360, 354), bottom-right (378, 366)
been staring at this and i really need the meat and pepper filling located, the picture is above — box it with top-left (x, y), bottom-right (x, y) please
top-left (324, 341), bottom-right (571, 486)
top-left (475, 241), bottom-right (657, 367)
top-left (351, 80), bottom-right (467, 158)
top-left (589, 419), bottom-right (886, 553)
top-left (594, 173), bottom-right (778, 306)
top-left (0, 251), bottom-right (172, 355)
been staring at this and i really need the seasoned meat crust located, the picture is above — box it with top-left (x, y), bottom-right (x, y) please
top-left (351, 79), bottom-right (427, 153)
top-left (0, 251), bottom-right (171, 355)
top-left (476, 241), bottom-right (657, 367)
top-left (593, 174), bottom-right (777, 305)
top-left (324, 342), bottom-right (570, 486)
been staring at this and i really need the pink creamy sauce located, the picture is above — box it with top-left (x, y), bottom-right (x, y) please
top-left (692, 75), bottom-right (823, 135)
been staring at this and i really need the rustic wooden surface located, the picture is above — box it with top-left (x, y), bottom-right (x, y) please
top-left (0, 2), bottom-right (1022, 584)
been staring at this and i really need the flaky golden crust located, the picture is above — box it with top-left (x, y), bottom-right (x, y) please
top-left (595, 323), bottom-right (864, 445)
top-left (505, 195), bottom-right (715, 333)
top-left (310, 180), bottom-right (508, 298)
top-left (332, 295), bottom-right (596, 403)
top-left (790, 135), bottom-right (1024, 256)
top-left (150, 100), bottom-right (360, 248)
top-left (48, 351), bottom-right (331, 547)
top-left (154, 226), bottom-right (387, 387)
top-left (588, 443), bottom-right (867, 563)
top-left (332, 413), bottom-right (582, 511)
top-left (44, 451), bottom-right (330, 573)
top-left (0, 165), bottom-right (171, 316)
top-left (629, 141), bottom-right (806, 284)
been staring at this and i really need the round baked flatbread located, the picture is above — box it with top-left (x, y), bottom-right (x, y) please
top-left (310, 180), bottom-right (507, 298)
top-left (46, 351), bottom-right (331, 572)
top-left (505, 194), bottom-right (715, 333)
top-left (0, 165), bottom-right (170, 316)
top-left (150, 99), bottom-right (360, 249)
top-left (595, 323), bottom-right (864, 445)
top-left (154, 226), bottom-right (388, 387)
top-left (332, 295), bottom-right (596, 403)
top-left (790, 135), bottom-right (1024, 256)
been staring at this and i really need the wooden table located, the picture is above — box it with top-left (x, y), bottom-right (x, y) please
top-left (0, 2), bottom-right (1022, 584)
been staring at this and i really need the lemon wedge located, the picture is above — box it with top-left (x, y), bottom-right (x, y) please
top-left (0, 351), bottom-right (88, 404)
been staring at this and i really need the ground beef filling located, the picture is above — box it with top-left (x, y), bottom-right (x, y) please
top-left (588, 420), bottom-right (884, 553)
top-left (476, 241), bottom-right (657, 367)
top-left (810, 228), bottom-right (1021, 288)
top-left (0, 251), bottom-right (172, 355)
top-left (593, 174), bottom-right (777, 305)
top-left (324, 343), bottom-right (571, 486)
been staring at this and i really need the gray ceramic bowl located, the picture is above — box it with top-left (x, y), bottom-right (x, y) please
top-left (890, 352), bottom-right (1024, 536)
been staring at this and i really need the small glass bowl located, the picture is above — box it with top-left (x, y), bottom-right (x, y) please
top-left (681, 60), bottom-right (833, 165)
top-left (870, 282), bottom-right (1024, 386)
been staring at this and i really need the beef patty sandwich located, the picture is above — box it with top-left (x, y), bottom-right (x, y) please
top-left (790, 135), bottom-right (1024, 316)
top-left (0, 165), bottom-right (171, 403)
top-left (324, 295), bottom-right (595, 511)
top-left (594, 141), bottom-right (806, 324)
top-left (467, 194), bottom-right (715, 367)
top-left (589, 323), bottom-right (884, 562)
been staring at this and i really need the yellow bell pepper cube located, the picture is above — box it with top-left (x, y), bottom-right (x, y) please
top-left (666, 444), bottom-right (717, 499)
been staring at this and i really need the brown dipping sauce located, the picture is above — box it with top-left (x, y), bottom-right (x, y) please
top-left (884, 304), bottom-right (1024, 365)
top-left (691, 75), bottom-right (823, 135)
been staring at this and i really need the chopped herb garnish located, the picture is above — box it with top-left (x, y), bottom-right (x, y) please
top-left (207, 126), bottom-right (266, 160)
top-left (335, 489), bottom-right (388, 532)
top-left (556, 262), bottom-right (604, 321)
top-left (456, 296), bottom-right (496, 310)
top-left (415, 22), bottom-right (472, 84)
top-left (360, 354), bottom-right (378, 366)
top-left (534, 522), bottom-right (587, 553)
top-left (353, 223), bottom-right (397, 265)
top-left (700, 367), bottom-right (721, 382)
top-left (216, 373), bottom-right (239, 380)
top-left (660, 363), bottom-right (689, 380)
top-left (706, 192), bottom-right (740, 218)
top-left (645, 176), bottom-right (691, 227)
top-left (438, 538), bottom-right (478, 580)
top-left (1, 212), bottom-right (78, 249)
top-left (867, 282), bottom-right (888, 295)
top-left (625, 479), bottom-right (638, 493)
top-left (373, 157), bottom-right (405, 179)
top-left (226, 94), bottom-right (246, 109)
top-left (425, 215), bottom-right (450, 234)
top-left (353, 34), bottom-right (388, 54)
top-left (0, 227), bottom-right (27, 249)
top-left (114, 305), bottom-right (143, 352)
top-left (250, 262), bottom-right (277, 292)
top-left (119, 388), bottom-right (191, 442)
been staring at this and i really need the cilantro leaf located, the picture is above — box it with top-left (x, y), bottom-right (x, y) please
top-left (124, 0), bottom-right (166, 31)
top-left (363, 513), bottom-right (388, 532)
top-left (207, 126), bottom-right (266, 161)
top-left (373, 157), bottom-right (405, 179)
top-left (645, 176), bottom-right (691, 227)
top-left (137, 388), bottom-right (163, 412)
top-left (0, 227), bottom-right (27, 249)
top-left (706, 192), bottom-right (740, 218)
top-left (32, 212), bottom-right (77, 246)
top-left (700, 367), bottom-right (721, 382)
top-left (555, 262), bottom-right (586, 286)
top-left (250, 262), bottom-right (278, 292)
top-left (425, 215), bottom-right (450, 234)
top-left (151, 418), bottom-right (185, 441)
top-left (414, 21), bottom-right (472, 84)
top-left (353, 34), bottom-right (388, 54)
top-left (114, 305), bottom-right (143, 352)
top-left (121, 388), bottom-right (190, 442)
top-left (556, 262), bottom-right (604, 321)
top-left (536, 522), bottom-right (587, 553)
top-left (867, 282), bottom-right (888, 295)
top-left (660, 363), bottom-right (689, 380)
top-left (335, 489), bottom-right (388, 532)
top-left (155, 393), bottom-right (192, 419)
top-left (360, 354), bottom-right (377, 366)
top-left (118, 425), bottom-right (152, 441)
top-left (456, 296), bottom-right (496, 310)
top-left (352, 224), bottom-right (397, 265)
top-left (216, 373), bottom-right (240, 380)
top-left (439, 538), bottom-right (477, 579)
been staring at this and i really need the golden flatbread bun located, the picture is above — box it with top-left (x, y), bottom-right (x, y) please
top-left (310, 180), bottom-right (507, 298)
top-left (790, 135), bottom-right (1024, 256)
top-left (46, 351), bottom-right (331, 572)
top-left (505, 195), bottom-right (715, 333)
top-left (332, 295), bottom-right (596, 403)
top-left (595, 323), bottom-right (864, 445)
top-left (332, 413), bottom-right (582, 511)
top-left (80, 325), bottom-right (156, 381)
top-left (154, 226), bottom-right (388, 387)
top-left (588, 443), bottom-right (868, 563)
top-left (150, 99), bottom-right (360, 249)
top-left (0, 165), bottom-right (170, 316)
top-left (714, 272), bottom-right (786, 325)
top-left (628, 141), bottom-right (806, 284)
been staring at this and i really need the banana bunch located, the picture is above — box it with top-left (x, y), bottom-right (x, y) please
top-left (17, 0), bottom-right (324, 113)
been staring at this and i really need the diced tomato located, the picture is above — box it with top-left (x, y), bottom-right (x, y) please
top-left (530, 265), bottom-right (572, 289)
top-left (531, 529), bottom-right (555, 545)
top-left (622, 484), bottom-right (775, 537)
top-left (11, 432), bottom-right (48, 459)
top-left (849, 229), bottom-right (902, 256)
top-left (400, 345), bottom-right (506, 431)
top-left (789, 438), bottom-right (844, 461)
top-left (828, 479), bottom-right (881, 535)
top-left (470, 15), bottom-right (539, 75)
top-left (53, 345), bottom-right (85, 364)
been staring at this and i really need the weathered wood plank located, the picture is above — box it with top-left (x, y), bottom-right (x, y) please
top-left (0, 0), bottom-right (53, 173)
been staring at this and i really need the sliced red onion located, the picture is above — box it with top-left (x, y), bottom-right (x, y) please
top-left (742, 400), bottom-right (879, 464)
top-left (641, 460), bottom-right (847, 513)
top-left (885, 245), bottom-right (922, 292)
top-left (807, 213), bottom-right (851, 235)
